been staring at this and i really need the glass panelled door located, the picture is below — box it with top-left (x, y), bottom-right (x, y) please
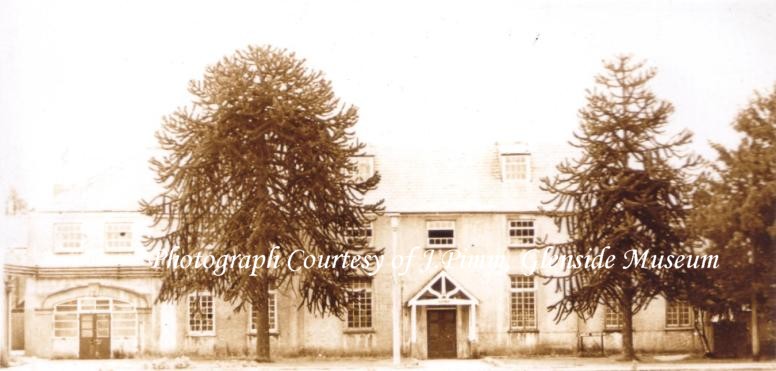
top-left (79, 313), bottom-right (111, 359)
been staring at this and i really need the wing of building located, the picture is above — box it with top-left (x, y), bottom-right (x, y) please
top-left (2, 141), bottom-right (703, 359)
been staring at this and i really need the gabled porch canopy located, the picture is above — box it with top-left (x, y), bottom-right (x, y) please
top-left (408, 270), bottom-right (479, 306)
top-left (407, 270), bottom-right (479, 343)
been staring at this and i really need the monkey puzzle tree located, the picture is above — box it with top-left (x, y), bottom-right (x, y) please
top-left (140, 45), bottom-right (383, 361)
top-left (689, 85), bottom-right (776, 360)
top-left (540, 56), bottom-right (699, 360)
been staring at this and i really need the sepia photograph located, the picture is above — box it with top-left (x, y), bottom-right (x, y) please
top-left (1, 1), bottom-right (774, 370)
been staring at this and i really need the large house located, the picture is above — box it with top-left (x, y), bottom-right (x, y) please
top-left (2, 142), bottom-right (705, 359)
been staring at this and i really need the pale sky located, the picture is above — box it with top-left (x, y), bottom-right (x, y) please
top-left (1, 0), bottom-right (775, 208)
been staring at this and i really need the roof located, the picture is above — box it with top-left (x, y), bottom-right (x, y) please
top-left (365, 141), bottom-right (575, 213)
top-left (37, 148), bottom-right (162, 212)
top-left (39, 140), bottom-right (576, 214)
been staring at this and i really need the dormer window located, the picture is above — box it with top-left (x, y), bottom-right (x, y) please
top-left (501, 154), bottom-right (531, 181)
top-left (351, 156), bottom-right (375, 182)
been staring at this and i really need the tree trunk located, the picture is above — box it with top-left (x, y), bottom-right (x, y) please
top-left (253, 156), bottom-right (271, 362)
top-left (621, 292), bottom-right (637, 361)
top-left (254, 277), bottom-right (271, 362)
top-left (751, 294), bottom-right (760, 361)
top-left (695, 310), bottom-right (711, 354)
top-left (254, 235), bottom-right (271, 362)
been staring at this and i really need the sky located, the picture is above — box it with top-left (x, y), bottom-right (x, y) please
top-left (1, 0), bottom-right (775, 208)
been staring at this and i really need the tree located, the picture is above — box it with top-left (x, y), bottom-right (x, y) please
top-left (540, 56), bottom-right (699, 360)
top-left (140, 45), bottom-right (383, 361)
top-left (689, 85), bottom-right (776, 360)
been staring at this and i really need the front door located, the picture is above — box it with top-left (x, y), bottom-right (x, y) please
top-left (427, 309), bottom-right (457, 358)
top-left (79, 314), bottom-right (111, 359)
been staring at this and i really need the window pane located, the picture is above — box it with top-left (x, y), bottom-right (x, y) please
top-left (503, 155), bottom-right (529, 180)
top-left (346, 279), bottom-right (372, 329)
top-left (189, 293), bottom-right (214, 334)
top-left (666, 301), bottom-right (692, 328)
top-left (510, 275), bottom-right (535, 289)
top-left (351, 157), bottom-right (375, 182)
top-left (345, 224), bottom-right (373, 247)
top-left (427, 221), bottom-right (455, 246)
top-left (509, 275), bottom-right (536, 330)
top-left (250, 292), bottom-right (278, 332)
top-left (105, 222), bottom-right (133, 252)
top-left (428, 230), bottom-right (454, 238)
top-left (605, 307), bottom-right (623, 329)
top-left (509, 220), bottom-right (535, 246)
top-left (54, 223), bottom-right (82, 252)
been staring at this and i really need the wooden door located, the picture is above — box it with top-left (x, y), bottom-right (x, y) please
top-left (427, 309), bottom-right (457, 358)
top-left (79, 314), bottom-right (111, 359)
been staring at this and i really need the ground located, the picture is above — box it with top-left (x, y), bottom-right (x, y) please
top-left (4, 355), bottom-right (776, 371)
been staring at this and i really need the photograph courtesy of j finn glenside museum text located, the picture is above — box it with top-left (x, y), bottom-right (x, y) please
top-left (1, 1), bottom-right (775, 370)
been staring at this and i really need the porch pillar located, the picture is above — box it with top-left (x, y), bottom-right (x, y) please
top-left (468, 304), bottom-right (477, 341)
top-left (411, 304), bottom-right (417, 343)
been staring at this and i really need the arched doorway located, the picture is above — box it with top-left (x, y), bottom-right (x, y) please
top-left (53, 297), bottom-right (138, 359)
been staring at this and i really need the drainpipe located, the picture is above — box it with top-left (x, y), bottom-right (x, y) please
top-left (1, 275), bottom-right (9, 367)
top-left (389, 214), bottom-right (401, 366)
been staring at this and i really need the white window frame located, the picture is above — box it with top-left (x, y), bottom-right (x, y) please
top-left (53, 298), bottom-right (137, 340)
top-left (187, 292), bottom-right (215, 336)
top-left (345, 222), bottom-right (374, 248)
top-left (53, 299), bottom-right (78, 338)
top-left (605, 306), bottom-right (623, 330)
top-left (351, 156), bottom-right (375, 182)
top-left (53, 223), bottom-right (83, 253)
top-left (426, 220), bottom-right (455, 248)
top-left (345, 279), bottom-right (373, 330)
top-left (508, 218), bottom-right (536, 247)
top-left (666, 301), bottom-right (693, 329)
top-left (500, 153), bottom-right (531, 182)
top-left (509, 275), bottom-right (537, 330)
top-left (248, 290), bottom-right (279, 334)
top-left (105, 222), bottom-right (133, 253)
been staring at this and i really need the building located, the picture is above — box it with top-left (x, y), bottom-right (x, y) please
top-left (2, 142), bottom-right (705, 359)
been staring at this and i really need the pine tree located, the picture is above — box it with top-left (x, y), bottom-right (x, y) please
top-left (140, 45), bottom-right (383, 361)
top-left (690, 85), bottom-right (776, 360)
top-left (541, 56), bottom-right (699, 360)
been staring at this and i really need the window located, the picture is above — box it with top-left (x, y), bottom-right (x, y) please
top-left (53, 300), bottom-right (78, 338)
top-left (508, 219), bottom-right (535, 247)
top-left (52, 298), bottom-right (136, 339)
top-left (427, 220), bottom-right (455, 247)
top-left (501, 154), bottom-right (530, 181)
top-left (351, 156), bottom-right (375, 182)
top-left (345, 223), bottom-right (373, 248)
top-left (54, 223), bottom-right (83, 253)
top-left (346, 278), bottom-right (373, 329)
top-left (509, 275), bottom-right (537, 330)
top-left (80, 297), bottom-right (111, 311)
top-left (249, 290), bottom-right (278, 333)
top-left (112, 300), bottom-right (138, 338)
top-left (188, 292), bottom-right (215, 336)
top-left (605, 306), bottom-right (623, 330)
top-left (105, 222), bottom-right (133, 252)
top-left (666, 301), bottom-right (693, 328)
